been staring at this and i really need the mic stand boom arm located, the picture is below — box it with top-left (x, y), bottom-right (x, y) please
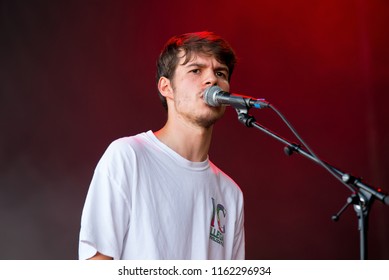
top-left (234, 106), bottom-right (388, 260)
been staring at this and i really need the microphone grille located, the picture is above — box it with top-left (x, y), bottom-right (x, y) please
top-left (204, 86), bottom-right (223, 107)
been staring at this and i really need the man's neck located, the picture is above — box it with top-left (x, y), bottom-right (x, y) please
top-left (154, 119), bottom-right (213, 162)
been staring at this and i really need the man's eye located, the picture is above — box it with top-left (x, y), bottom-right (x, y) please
top-left (190, 69), bottom-right (200, 74)
top-left (216, 71), bottom-right (227, 78)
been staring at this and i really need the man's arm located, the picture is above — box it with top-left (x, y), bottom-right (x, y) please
top-left (88, 252), bottom-right (113, 260)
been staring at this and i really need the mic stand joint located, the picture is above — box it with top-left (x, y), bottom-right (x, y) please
top-left (331, 193), bottom-right (358, 222)
top-left (235, 108), bottom-right (256, 127)
top-left (284, 143), bottom-right (302, 156)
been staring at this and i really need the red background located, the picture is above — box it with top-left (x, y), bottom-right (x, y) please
top-left (1, 0), bottom-right (388, 259)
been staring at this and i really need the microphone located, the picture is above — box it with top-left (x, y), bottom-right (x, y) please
top-left (204, 86), bottom-right (270, 109)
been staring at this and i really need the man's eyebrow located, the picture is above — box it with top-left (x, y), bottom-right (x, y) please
top-left (214, 66), bottom-right (229, 73)
top-left (184, 62), bottom-right (206, 68)
top-left (185, 63), bottom-right (229, 73)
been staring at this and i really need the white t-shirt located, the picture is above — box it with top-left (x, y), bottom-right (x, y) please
top-left (79, 131), bottom-right (245, 259)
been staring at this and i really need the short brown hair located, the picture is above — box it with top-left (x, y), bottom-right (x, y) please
top-left (156, 31), bottom-right (237, 111)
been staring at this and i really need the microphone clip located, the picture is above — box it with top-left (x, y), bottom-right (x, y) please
top-left (235, 107), bottom-right (256, 127)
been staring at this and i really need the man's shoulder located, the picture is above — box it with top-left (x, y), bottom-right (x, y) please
top-left (209, 160), bottom-right (242, 192)
top-left (97, 131), bottom-right (151, 162)
top-left (108, 131), bottom-right (151, 150)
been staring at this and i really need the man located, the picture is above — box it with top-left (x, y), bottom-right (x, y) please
top-left (78, 31), bottom-right (245, 259)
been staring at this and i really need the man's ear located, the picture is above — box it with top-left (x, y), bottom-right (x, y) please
top-left (158, 77), bottom-right (173, 99)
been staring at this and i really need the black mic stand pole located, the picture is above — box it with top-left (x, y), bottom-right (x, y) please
top-left (234, 107), bottom-right (388, 260)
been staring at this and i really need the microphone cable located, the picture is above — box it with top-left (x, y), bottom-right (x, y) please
top-left (264, 103), bottom-right (356, 194)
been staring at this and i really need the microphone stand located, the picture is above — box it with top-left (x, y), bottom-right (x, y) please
top-left (234, 106), bottom-right (388, 260)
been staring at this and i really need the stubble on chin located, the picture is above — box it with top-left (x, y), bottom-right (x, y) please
top-left (194, 106), bottom-right (226, 129)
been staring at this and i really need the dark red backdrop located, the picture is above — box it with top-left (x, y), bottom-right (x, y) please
top-left (1, 0), bottom-right (388, 259)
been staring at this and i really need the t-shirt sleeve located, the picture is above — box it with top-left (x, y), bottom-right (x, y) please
top-left (79, 141), bottom-right (132, 260)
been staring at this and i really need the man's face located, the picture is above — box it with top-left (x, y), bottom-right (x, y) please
top-left (168, 51), bottom-right (230, 128)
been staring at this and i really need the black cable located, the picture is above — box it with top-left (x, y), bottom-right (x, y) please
top-left (267, 103), bottom-right (356, 194)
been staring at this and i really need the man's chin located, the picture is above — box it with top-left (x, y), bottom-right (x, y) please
top-left (197, 109), bottom-right (225, 128)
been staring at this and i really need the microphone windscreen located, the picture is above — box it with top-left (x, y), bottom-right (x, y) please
top-left (204, 86), bottom-right (223, 107)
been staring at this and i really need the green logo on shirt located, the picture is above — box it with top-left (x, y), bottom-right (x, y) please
top-left (209, 197), bottom-right (226, 246)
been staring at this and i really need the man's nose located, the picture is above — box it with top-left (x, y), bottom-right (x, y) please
top-left (204, 71), bottom-right (218, 86)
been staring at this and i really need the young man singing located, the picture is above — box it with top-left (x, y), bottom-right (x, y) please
top-left (79, 31), bottom-right (245, 260)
